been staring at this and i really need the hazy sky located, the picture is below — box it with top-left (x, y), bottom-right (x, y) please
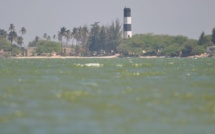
top-left (0, 0), bottom-right (215, 46)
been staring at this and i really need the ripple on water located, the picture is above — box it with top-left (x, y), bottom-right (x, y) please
top-left (1, 58), bottom-right (215, 134)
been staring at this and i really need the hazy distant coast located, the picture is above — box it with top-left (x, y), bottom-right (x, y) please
top-left (12, 53), bottom-right (212, 59)
top-left (1, 24), bottom-right (215, 58)
top-left (13, 55), bottom-right (119, 59)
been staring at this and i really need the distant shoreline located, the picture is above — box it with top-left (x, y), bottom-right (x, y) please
top-left (12, 54), bottom-right (120, 59)
top-left (5, 52), bottom-right (212, 59)
top-left (11, 55), bottom-right (211, 59)
top-left (11, 55), bottom-right (165, 59)
top-left (13, 56), bottom-right (117, 59)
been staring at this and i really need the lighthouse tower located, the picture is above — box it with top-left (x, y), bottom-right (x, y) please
top-left (123, 7), bottom-right (132, 39)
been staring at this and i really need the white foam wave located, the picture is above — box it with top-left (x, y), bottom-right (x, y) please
top-left (116, 64), bottom-right (123, 67)
top-left (85, 63), bottom-right (103, 67)
top-left (75, 63), bottom-right (103, 67)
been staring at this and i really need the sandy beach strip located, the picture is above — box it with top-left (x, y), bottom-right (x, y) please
top-left (13, 54), bottom-right (120, 59)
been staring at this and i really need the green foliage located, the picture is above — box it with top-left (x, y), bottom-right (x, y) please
top-left (202, 35), bottom-right (212, 47)
top-left (20, 27), bottom-right (26, 35)
top-left (0, 37), bottom-right (11, 51)
top-left (212, 28), bottom-right (215, 44)
top-left (17, 36), bottom-right (24, 46)
top-left (88, 22), bottom-right (101, 53)
top-left (118, 34), bottom-right (186, 56)
top-left (11, 45), bottom-right (20, 56)
top-left (8, 24), bottom-right (15, 32)
top-left (28, 40), bottom-right (38, 47)
top-left (198, 32), bottom-right (206, 45)
top-left (0, 29), bottom-right (7, 38)
top-left (3, 22), bottom-right (213, 57)
top-left (162, 44), bottom-right (181, 57)
top-left (197, 32), bottom-right (213, 48)
top-left (8, 31), bottom-right (18, 44)
top-left (35, 40), bottom-right (61, 55)
top-left (1, 24), bottom-right (27, 56)
top-left (107, 19), bottom-right (122, 53)
top-left (88, 19), bottom-right (122, 55)
top-left (180, 40), bottom-right (196, 57)
top-left (117, 41), bottom-right (142, 56)
top-left (117, 34), bottom-right (209, 57)
top-left (191, 45), bottom-right (205, 55)
top-left (117, 42), bottom-right (129, 56)
top-left (98, 26), bottom-right (108, 51)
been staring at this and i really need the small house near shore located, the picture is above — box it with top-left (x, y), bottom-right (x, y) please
top-left (62, 47), bottom-right (73, 56)
top-left (0, 49), bottom-right (10, 57)
top-left (21, 47), bottom-right (36, 56)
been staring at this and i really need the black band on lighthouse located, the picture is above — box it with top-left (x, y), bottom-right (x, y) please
top-left (124, 8), bottom-right (131, 17)
top-left (123, 24), bottom-right (132, 31)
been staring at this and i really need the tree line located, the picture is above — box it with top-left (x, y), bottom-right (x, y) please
top-left (0, 24), bottom-right (26, 56)
top-left (1, 22), bottom-right (215, 57)
top-left (28, 19), bottom-right (122, 56)
top-left (118, 28), bottom-right (215, 57)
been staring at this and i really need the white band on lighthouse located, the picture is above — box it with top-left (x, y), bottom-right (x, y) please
top-left (124, 17), bottom-right (131, 24)
top-left (123, 31), bottom-right (132, 39)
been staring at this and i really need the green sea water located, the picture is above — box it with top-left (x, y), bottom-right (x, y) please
top-left (0, 58), bottom-right (215, 134)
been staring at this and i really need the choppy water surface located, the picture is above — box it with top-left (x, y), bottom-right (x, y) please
top-left (0, 58), bottom-right (215, 134)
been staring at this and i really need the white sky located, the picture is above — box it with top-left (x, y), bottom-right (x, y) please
top-left (0, 0), bottom-right (215, 46)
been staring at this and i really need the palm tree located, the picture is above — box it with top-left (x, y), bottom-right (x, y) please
top-left (8, 31), bottom-right (17, 45)
top-left (8, 24), bottom-right (15, 32)
top-left (77, 26), bottom-right (83, 43)
top-left (80, 26), bottom-right (89, 55)
top-left (47, 36), bottom-right (51, 41)
top-left (59, 27), bottom-right (66, 38)
top-left (81, 26), bottom-right (89, 40)
top-left (43, 33), bottom-right (47, 40)
top-left (35, 36), bottom-right (40, 42)
top-left (65, 30), bottom-right (71, 46)
top-left (8, 31), bottom-right (18, 55)
top-left (8, 24), bottom-right (16, 44)
top-left (0, 29), bottom-right (7, 38)
top-left (53, 35), bottom-right (56, 40)
top-left (58, 33), bottom-right (62, 42)
top-left (72, 27), bottom-right (78, 46)
top-left (20, 27), bottom-right (26, 36)
top-left (17, 36), bottom-right (24, 47)
top-left (58, 27), bottom-right (67, 54)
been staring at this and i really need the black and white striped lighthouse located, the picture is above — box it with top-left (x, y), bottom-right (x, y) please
top-left (123, 7), bottom-right (132, 39)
